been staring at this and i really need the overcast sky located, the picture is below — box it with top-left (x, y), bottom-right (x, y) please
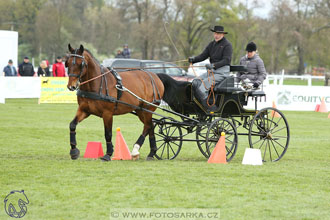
top-left (238, 0), bottom-right (273, 18)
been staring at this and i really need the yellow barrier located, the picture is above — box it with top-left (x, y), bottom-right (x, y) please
top-left (39, 77), bottom-right (76, 103)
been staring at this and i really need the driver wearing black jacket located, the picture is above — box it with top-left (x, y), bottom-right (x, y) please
top-left (188, 25), bottom-right (233, 109)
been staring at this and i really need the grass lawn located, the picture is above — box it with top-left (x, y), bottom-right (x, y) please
top-left (0, 99), bottom-right (329, 219)
top-left (268, 78), bottom-right (325, 86)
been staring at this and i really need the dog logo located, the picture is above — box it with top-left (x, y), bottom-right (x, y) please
top-left (4, 190), bottom-right (29, 218)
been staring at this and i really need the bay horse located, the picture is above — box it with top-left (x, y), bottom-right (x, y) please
top-left (66, 44), bottom-right (164, 161)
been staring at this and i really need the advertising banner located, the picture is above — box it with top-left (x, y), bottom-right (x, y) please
top-left (3, 77), bottom-right (41, 98)
top-left (246, 85), bottom-right (330, 111)
top-left (39, 77), bottom-right (76, 103)
top-left (0, 77), bottom-right (5, 103)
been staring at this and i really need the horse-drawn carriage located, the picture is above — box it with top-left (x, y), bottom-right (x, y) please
top-left (153, 66), bottom-right (290, 162)
top-left (66, 45), bottom-right (289, 162)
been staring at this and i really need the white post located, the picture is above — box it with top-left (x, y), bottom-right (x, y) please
top-left (308, 75), bottom-right (312, 86)
top-left (280, 69), bottom-right (285, 85)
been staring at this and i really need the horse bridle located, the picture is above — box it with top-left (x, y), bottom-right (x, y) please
top-left (68, 49), bottom-right (87, 81)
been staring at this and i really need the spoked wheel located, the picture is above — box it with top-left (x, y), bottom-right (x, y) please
top-left (248, 107), bottom-right (290, 162)
top-left (196, 123), bottom-right (210, 158)
top-left (206, 118), bottom-right (238, 162)
top-left (196, 116), bottom-right (214, 158)
top-left (154, 118), bottom-right (182, 160)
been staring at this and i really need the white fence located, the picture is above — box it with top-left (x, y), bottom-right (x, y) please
top-left (267, 70), bottom-right (326, 86)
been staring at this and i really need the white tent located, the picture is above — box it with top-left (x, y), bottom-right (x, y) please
top-left (0, 30), bottom-right (18, 74)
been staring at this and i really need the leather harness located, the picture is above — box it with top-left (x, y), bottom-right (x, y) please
top-left (67, 51), bottom-right (161, 109)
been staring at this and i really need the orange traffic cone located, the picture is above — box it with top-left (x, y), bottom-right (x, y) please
top-left (112, 127), bottom-right (132, 160)
top-left (315, 104), bottom-right (320, 112)
top-left (271, 101), bottom-right (281, 118)
top-left (318, 97), bottom-right (328, 113)
top-left (207, 132), bottom-right (227, 164)
top-left (84, 142), bottom-right (104, 158)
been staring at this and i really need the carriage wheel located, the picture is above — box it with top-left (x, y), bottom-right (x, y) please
top-left (154, 119), bottom-right (182, 160)
top-left (248, 107), bottom-right (290, 162)
top-left (196, 116), bottom-right (213, 158)
top-left (196, 123), bottom-right (210, 158)
top-left (205, 118), bottom-right (238, 162)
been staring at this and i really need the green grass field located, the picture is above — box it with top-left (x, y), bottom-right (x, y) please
top-left (269, 78), bottom-right (325, 86)
top-left (0, 99), bottom-right (329, 219)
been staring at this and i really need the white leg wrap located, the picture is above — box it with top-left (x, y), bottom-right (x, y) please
top-left (131, 144), bottom-right (140, 156)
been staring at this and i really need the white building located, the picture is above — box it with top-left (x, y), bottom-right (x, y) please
top-left (0, 30), bottom-right (18, 74)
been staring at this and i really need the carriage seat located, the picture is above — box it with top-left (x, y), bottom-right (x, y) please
top-left (249, 90), bottom-right (266, 97)
top-left (230, 65), bottom-right (247, 72)
top-left (213, 75), bottom-right (243, 93)
top-left (213, 66), bottom-right (249, 93)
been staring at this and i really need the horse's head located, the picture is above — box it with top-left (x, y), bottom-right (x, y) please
top-left (66, 44), bottom-right (87, 91)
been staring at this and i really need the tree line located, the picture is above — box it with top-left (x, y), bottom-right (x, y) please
top-left (0, 0), bottom-right (329, 74)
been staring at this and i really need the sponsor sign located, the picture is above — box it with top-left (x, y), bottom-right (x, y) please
top-left (39, 77), bottom-right (76, 103)
top-left (246, 85), bottom-right (330, 111)
top-left (2, 77), bottom-right (40, 98)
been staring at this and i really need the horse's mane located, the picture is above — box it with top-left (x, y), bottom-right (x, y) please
top-left (156, 73), bottom-right (191, 114)
top-left (84, 48), bottom-right (101, 66)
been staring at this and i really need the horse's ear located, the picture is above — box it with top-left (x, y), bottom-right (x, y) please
top-left (79, 45), bottom-right (84, 53)
top-left (68, 44), bottom-right (74, 53)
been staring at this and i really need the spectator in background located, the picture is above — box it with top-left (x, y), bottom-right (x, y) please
top-left (18, 56), bottom-right (35, 76)
top-left (122, 44), bottom-right (131, 58)
top-left (115, 50), bottom-right (125, 58)
top-left (37, 60), bottom-right (50, 77)
top-left (52, 56), bottom-right (66, 77)
top-left (3, 59), bottom-right (17, 76)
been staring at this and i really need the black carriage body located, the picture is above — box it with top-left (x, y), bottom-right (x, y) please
top-left (176, 74), bottom-right (265, 118)
top-left (153, 66), bottom-right (290, 162)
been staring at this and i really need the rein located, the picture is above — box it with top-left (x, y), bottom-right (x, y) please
top-left (79, 69), bottom-right (111, 86)
top-left (68, 52), bottom-right (216, 108)
top-left (113, 65), bottom-right (206, 70)
top-left (68, 50), bottom-right (112, 86)
top-left (67, 51), bottom-right (199, 122)
top-left (190, 64), bottom-right (216, 107)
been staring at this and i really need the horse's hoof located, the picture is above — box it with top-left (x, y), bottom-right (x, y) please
top-left (132, 154), bottom-right (140, 161)
top-left (100, 154), bottom-right (111, 162)
top-left (146, 156), bottom-right (155, 161)
top-left (70, 148), bottom-right (80, 160)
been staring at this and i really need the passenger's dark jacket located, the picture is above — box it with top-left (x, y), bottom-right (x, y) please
top-left (18, 62), bottom-right (35, 76)
top-left (37, 66), bottom-right (50, 77)
top-left (122, 48), bottom-right (131, 58)
top-left (3, 65), bottom-right (17, 76)
top-left (192, 37), bottom-right (233, 69)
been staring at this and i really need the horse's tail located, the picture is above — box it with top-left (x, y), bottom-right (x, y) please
top-left (156, 73), bottom-right (191, 114)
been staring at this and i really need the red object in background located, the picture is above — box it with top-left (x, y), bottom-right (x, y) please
top-left (52, 62), bottom-right (66, 77)
top-left (84, 142), bottom-right (104, 158)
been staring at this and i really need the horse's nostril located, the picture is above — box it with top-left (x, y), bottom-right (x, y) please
top-left (68, 86), bottom-right (76, 91)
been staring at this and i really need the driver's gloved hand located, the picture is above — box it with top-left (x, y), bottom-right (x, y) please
top-left (205, 64), bottom-right (214, 70)
top-left (188, 57), bottom-right (194, 63)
